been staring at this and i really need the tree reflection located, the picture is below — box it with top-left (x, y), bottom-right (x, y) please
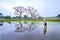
top-left (15, 21), bottom-right (24, 32)
top-left (27, 21), bottom-right (36, 31)
top-left (0, 22), bottom-right (3, 26)
top-left (24, 21), bottom-right (28, 24)
top-left (14, 21), bottom-right (36, 32)
top-left (7, 22), bottom-right (11, 24)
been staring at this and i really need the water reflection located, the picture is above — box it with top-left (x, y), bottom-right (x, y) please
top-left (27, 22), bottom-right (36, 31)
top-left (43, 23), bottom-right (47, 35)
top-left (14, 21), bottom-right (36, 32)
top-left (0, 21), bottom-right (60, 40)
top-left (24, 21), bottom-right (28, 24)
top-left (0, 22), bottom-right (3, 26)
top-left (15, 21), bottom-right (24, 32)
top-left (7, 22), bottom-right (11, 24)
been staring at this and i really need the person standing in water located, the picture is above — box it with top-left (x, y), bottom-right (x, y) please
top-left (43, 18), bottom-right (47, 28)
top-left (43, 18), bottom-right (47, 35)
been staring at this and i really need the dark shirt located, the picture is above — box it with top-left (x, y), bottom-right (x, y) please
top-left (44, 22), bottom-right (47, 27)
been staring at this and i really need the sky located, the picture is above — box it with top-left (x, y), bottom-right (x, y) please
top-left (0, 0), bottom-right (60, 17)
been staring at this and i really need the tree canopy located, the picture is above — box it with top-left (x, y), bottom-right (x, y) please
top-left (57, 14), bottom-right (60, 17)
top-left (4, 16), bottom-right (11, 19)
top-left (13, 6), bottom-right (39, 20)
top-left (0, 13), bottom-right (2, 15)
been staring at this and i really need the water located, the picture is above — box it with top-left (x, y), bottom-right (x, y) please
top-left (0, 21), bottom-right (60, 40)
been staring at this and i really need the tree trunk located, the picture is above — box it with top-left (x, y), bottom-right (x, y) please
top-left (31, 14), bottom-right (33, 20)
top-left (31, 14), bottom-right (35, 20)
top-left (19, 12), bottom-right (22, 20)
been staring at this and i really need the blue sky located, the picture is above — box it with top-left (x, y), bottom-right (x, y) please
top-left (0, 0), bottom-right (60, 17)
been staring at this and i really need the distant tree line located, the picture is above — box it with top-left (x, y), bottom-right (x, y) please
top-left (0, 12), bottom-right (43, 20)
top-left (4, 16), bottom-right (11, 19)
top-left (0, 13), bottom-right (11, 19)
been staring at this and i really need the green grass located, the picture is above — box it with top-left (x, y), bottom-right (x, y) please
top-left (0, 19), bottom-right (11, 22)
top-left (0, 19), bottom-right (60, 22)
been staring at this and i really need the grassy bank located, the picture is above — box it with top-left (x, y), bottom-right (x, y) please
top-left (0, 19), bottom-right (60, 22)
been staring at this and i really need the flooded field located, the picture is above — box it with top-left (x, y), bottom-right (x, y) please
top-left (0, 21), bottom-right (60, 40)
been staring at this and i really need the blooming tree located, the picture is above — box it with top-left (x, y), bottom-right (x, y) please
top-left (27, 7), bottom-right (38, 20)
top-left (13, 6), bottom-right (27, 19)
top-left (13, 6), bottom-right (38, 20)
